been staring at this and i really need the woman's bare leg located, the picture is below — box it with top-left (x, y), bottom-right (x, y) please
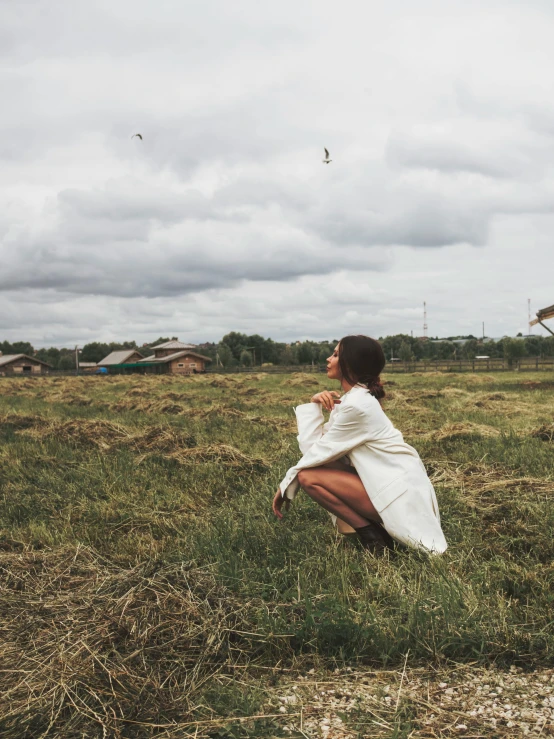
top-left (297, 467), bottom-right (381, 530)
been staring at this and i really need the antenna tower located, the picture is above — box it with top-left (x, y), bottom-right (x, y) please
top-left (423, 301), bottom-right (428, 338)
top-left (528, 298), bottom-right (532, 335)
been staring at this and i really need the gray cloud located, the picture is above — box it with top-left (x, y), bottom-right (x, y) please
top-left (1, 0), bottom-right (554, 345)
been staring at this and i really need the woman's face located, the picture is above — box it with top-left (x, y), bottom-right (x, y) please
top-left (326, 344), bottom-right (342, 380)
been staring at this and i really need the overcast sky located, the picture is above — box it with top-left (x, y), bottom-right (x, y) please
top-left (2, 0), bottom-right (554, 347)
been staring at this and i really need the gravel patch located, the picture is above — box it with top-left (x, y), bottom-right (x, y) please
top-left (266, 665), bottom-right (554, 737)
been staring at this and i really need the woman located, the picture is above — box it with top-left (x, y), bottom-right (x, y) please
top-left (272, 335), bottom-right (447, 554)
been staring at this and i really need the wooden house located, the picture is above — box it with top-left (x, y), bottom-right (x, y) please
top-left (0, 354), bottom-right (52, 376)
top-left (139, 341), bottom-right (211, 374)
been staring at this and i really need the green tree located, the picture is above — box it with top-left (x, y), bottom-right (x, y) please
top-left (58, 354), bottom-right (75, 371)
top-left (240, 349), bottom-right (253, 367)
top-left (297, 342), bottom-right (314, 364)
top-left (0, 340), bottom-right (34, 356)
top-left (462, 339), bottom-right (479, 359)
top-left (81, 342), bottom-right (111, 363)
top-left (221, 332), bottom-right (248, 360)
top-left (217, 343), bottom-right (234, 368)
top-left (35, 347), bottom-right (61, 368)
top-left (503, 338), bottom-right (526, 367)
top-left (399, 342), bottom-right (412, 362)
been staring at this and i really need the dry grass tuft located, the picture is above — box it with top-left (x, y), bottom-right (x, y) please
top-left (440, 387), bottom-right (470, 399)
top-left (13, 417), bottom-right (196, 456)
top-left (427, 422), bottom-right (501, 441)
top-left (21, 418), bottom-right (134, 449)
top-left (530, 424), bottom-right (554, 442)
top-left (0, 547), bottom-right (259, 738)
top-left (241, 372), bottom-right (268, 381)
top-left (111, 398), bottom-right (189, 415)
top-left (165, 443), bottom-right (270, 471)
top-left (429, 460), bottom-right (553, 498)
top-left (207, 377), bottom-right (240, 389)
top-left (282, 373), bottom-right (321, 388)
top-left (458, 373), bottom-right (496, 384)
top-left (0, 413), bottom-right (52, 430)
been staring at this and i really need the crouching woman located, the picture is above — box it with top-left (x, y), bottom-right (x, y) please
top-left (272, 335), bottom-right (447, 554)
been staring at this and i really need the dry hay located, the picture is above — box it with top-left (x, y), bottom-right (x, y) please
top-left (530, 424), bottom-right (554, 442)
top-left (165, 443), bottom-right (269, 471)
top-left (9, 417), bottom-right (267, 470)
top-left (282, 372), bottom-right (321, 388)
top-left (461, 392), bottom-right (532, 416)
top-left (240, 372), bottom-right (268, 381)
top-left (21, 418), bottom-right (133, 449)
top-left (440, 387), bottom-right (470, 399)
top-left (426, 422), bottom-right (501, 441)
top-left (0, 547), bottom-right (258, 738)
top-left (111, 398), bottom-right (188, 415)
top-left (0, 412), bottom-right (52, 431)
top-left (205, 376), bottom-right (240, 389)
top-left (15, 417), bottom-right (196, 455)
top-left (430, 460), bottom-right (553, 497)
top-left (148, 400), bottom-right (187, 415)
top-left (458, 373), bottom-right (496, 384)
top-left (236, 386), bottom-right (259, 397)
top-left (124, 386), bottom-right (150, 397)
top-left (161, 391), bottom-right (189, 401)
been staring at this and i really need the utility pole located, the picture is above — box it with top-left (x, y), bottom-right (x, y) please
top-left (423, 301), bottom-right (428, 339)
top-left (482, 322), bottom-right (485, 340)
top-left (75, 345), bottom-right (79, 375)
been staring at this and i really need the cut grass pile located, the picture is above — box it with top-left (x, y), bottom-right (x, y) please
top-left (0, 370), bottom-right (553, 737)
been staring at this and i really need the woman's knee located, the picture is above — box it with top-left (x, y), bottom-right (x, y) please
top-left (297, 469), bottom-right (314, 489)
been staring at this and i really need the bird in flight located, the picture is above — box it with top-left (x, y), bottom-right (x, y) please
top-left (131, 133), bottom-right (143, 140)
top-left (323, 147), bottom-right (332, 164)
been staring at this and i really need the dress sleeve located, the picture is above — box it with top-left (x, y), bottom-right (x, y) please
top-left (295, 403), bottom-right (325, 454)
top-left (280, 402), bottom-right (368, 500)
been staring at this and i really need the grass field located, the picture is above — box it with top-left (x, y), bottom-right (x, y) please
top-left (0, 370), bottom-right (553, 737)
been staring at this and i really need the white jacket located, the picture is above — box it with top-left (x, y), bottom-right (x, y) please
top-left (279, 385), bottom-right (448, 553)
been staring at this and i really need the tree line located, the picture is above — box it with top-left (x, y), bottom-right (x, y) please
top-left (1, 332), bottom-right (553, 371)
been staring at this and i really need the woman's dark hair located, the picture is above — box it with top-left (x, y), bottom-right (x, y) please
top-left (338, 335), bottom-right (386, 400)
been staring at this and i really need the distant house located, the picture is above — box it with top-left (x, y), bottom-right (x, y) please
top-left (139, 341), bottom-right (211, 374)
top-left (97, 350), bottom-right (145, 366)
top-left (0, 354), bottom-right (52, 376)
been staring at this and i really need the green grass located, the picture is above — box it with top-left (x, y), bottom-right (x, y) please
top-left (0, 370), bottom-right (553, 736)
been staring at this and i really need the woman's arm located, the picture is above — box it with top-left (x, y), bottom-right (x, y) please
top-left (296, 391), bottom-right (342, 455)
top-left (280, 402), bottom-right (368, 500)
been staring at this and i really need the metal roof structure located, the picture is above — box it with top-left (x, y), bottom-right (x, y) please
top-left (98, 350), bottom-right (144, 366)
top-left (530, 304), bottom-right (554, 336)
top-left (139, 350), bottom-right (212, 364)
top-left (150, 341), bottom-right (196, 351)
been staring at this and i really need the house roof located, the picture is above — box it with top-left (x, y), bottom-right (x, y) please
top-left (98, 350), bottom-right (144, 366)
top-left (151, 341), bottom-right (196, 351)
top-left (138, 350), bottom-right (212, 364)
top-left (0, 354), bottom-right (52, 368)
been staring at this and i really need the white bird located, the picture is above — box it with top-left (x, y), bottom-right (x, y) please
top-left (322, 147), bottom-right (332, 164)
top-left (131, 133), bottom-right (143, 140)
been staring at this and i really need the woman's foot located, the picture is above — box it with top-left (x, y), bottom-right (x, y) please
top-left (355, 522), bottom-right (395, 554)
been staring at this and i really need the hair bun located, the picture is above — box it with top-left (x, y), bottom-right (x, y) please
top-left (367, 376), bottom-right (385, 401)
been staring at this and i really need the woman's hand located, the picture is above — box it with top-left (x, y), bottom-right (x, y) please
top-left (272, 488), bottom-right (290, 519)
top-left (311, 390), bottom-right (341, 411)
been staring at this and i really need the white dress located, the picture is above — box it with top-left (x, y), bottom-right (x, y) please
top-left (279, 385), bottom-right (448, 553)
